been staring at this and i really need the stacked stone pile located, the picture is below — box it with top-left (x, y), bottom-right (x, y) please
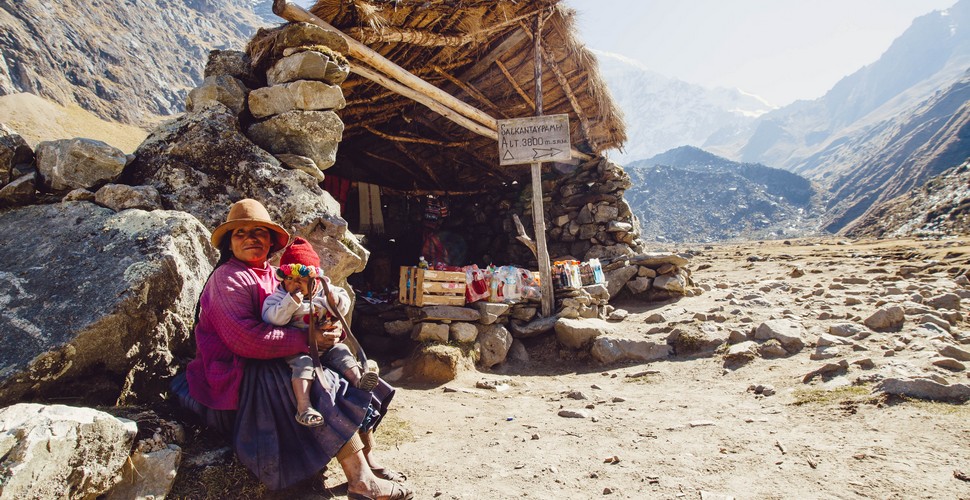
top-left (602, 252), bottom-right (699, 301)
top-left (380, 302), bottom-right (530, 383)
top-left (185, 22), bottom-right (350, 181)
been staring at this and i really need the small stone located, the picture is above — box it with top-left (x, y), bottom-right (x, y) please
top-left (567, 390), bottom-right (589, 400)
top-left (689, 420), bottom-right (715, 427)
top-left (558, 409), bottom-right (589, 418)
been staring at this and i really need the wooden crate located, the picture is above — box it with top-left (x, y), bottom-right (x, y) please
top-left (399, 266), bottom-right (466, 306)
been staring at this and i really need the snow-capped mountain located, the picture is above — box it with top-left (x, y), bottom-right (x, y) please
top-left (593, 50), bottom-right (774, 164)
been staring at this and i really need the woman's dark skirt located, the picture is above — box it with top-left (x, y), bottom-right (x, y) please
top-left (170, 359), bottom-right (394, 490)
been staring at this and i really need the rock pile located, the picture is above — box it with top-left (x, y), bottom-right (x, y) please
top-left (542, 157), bottom-right (642, 260)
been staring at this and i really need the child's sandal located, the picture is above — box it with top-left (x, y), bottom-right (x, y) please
top-left (295, 407), bottom-right (325, 427)
top-left (357, 371), bottom-right (380, 392)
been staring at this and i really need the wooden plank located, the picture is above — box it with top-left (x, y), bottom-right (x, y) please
top-left (399, 266), bottom-right (408, 304)
top-left (420, 270), bottom-right (465, 281)
top-left (421, 282), bottom-right (466, 294)
top-left (415, 269), bottom-right (426, 306)
top-left (421, 295), bottom-right (467, 306)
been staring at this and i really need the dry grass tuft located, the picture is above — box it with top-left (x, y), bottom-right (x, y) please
top-left (168, 456), bottom-right (266, 499)
top-left (792, 385), bottom-right (872, 406)
top-left (375, 411), bottom-right (416, 449)
top-left (905, 398), bottom-right (970, 416)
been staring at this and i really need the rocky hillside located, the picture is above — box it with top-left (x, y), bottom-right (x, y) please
top-left (714, 0), bottom-right (970, 171)
top-left (809, 71), bottom-right (970, 232)
top-left (699, 0), bottom-right (970, 233)
top-left (0, 0), bottom-right (264, 127)
top-left (624, 146), bottom-right (820, 243)
top-left (843, 159), bottom-right (970, 238)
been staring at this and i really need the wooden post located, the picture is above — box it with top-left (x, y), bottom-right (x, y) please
top-left (532, 12), bottom-right (554, 318)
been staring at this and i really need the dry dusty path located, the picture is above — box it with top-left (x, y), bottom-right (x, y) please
top-left (364, 238), bottom-right (970, 499)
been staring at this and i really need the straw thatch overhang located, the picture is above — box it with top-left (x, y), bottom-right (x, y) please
top-left (264, 0), bottom-right (626, 193)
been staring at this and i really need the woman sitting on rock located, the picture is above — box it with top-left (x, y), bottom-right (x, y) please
top-left (170, 198), bottom-right (412, 499)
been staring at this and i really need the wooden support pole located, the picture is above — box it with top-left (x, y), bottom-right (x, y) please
top-left (532, 11), bottom-right (554, 318)
top-left (351, 64), bottom-right (497, 140)
top-left (512, 214), bottom-right (538, 258)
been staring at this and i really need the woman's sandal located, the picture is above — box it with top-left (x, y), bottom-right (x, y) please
top-left (371, 467), bottom-right (407, 483)
top-left (357, 371), bottom-right (380, 392)
top-left (347, 481), bottom-right (413, 500)
top-left (294, 407), bottom-right (325, 427)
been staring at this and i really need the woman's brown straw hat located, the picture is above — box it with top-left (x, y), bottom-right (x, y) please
top-left (210, 198), bottom-right (290, 250)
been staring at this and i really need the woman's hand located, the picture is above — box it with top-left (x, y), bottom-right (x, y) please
top-left (313, 327), bottom-right (342, 349)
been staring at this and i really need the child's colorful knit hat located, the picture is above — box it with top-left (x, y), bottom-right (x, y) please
top-left (277, 237), bottom-right (323, 280)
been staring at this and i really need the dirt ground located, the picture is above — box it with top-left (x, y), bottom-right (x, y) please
top-left (344, 237), bottom-right (970, 500)
top-left (171, 237), bottom-right (970, 499)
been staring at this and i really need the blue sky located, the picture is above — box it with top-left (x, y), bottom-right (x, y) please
top-left (566, 0), bottom-right (956, 106)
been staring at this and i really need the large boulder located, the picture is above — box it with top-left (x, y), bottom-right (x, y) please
top-left (247, 110), bottom-right (344, 171)
top-left (266, 50), bottom-right (350, 87)
top-left (185, 75), bottom-right (248, 115)
top-left (248, 22), bottom-right (350, 76)
top-left (555, 318), bottom-right (614, 349)
top-left (590, 337), bottom-right (669, 364)
top-left (406, 344), bottom-right (474, 384)
top-left (35, 138), bottom-right (128, 193)
top-left (0, 172), bottom-right (37, 208)
top-left (478, 324), bottom-right (512, 368)
top-left (0, 202), bottom-right (214, 406)
top-left (248, 80), bottom-right (346, 119)
top-left (604, 265), bottom-right (638, 299)
top-left (0, 123), bottom-right (33, 185)
top-left (754, 319), bottom-right (807, 354)
top-left (120, 103), bottom-right (365, 283)
top-left (0, 403), bottom-right (137, 499)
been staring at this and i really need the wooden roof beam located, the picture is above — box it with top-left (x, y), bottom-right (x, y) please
top-left (459, 28), bottom-right (529, 83)
top-left (362, 150), bottom-right (426, 184)
top-left (541, 46), bottom-right (597, 149)
top-left (351, 64), bottom-right (497, 140)
top-left (392, 142), bottom-right (444, 189)
top-left (364, 126), bottom-right (471, 148)
top-left (347, 9), bottom-right (540, 47)
top-left (433, 66), bottom-right (506, 117)
top-left (494, 59), bottom-right (536, 111)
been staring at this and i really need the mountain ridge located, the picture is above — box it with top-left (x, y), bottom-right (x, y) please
top-left (623, 146), bottom-right (819, 243)
top-left (0, 0), bottom-right (264, 127)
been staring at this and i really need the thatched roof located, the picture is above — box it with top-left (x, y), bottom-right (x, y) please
top-left (275, 0), bottom-right (626, 193)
